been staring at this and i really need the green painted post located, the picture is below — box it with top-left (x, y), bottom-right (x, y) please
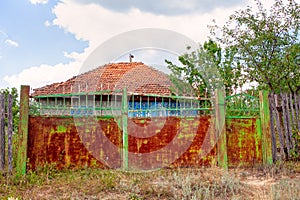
top-left (259, 90), bottom-right (273, 165)
top-left (16, 85), bottom-right (30, 176)
top-left (215, 89), bottom-right (228, 169)
top-left (122, 87), bottom-right (128, 170)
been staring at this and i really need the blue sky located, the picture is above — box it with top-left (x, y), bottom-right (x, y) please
top-left (0, 0), bottom-right (274, 90)
top-left (0, 0), bottom-right (87, 88)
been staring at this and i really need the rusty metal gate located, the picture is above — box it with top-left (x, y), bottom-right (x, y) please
top-left (225, 93), bottom-right (269, 167)
top-left (16, 86), bottom-right (273, 175)
top-left (226, 92), bottom-right (272, 166)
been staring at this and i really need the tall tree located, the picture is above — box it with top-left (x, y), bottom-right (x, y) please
top-left (166, 40), bottom-right (243, 97)
top-left (210, 0), bottom-right (300, 93)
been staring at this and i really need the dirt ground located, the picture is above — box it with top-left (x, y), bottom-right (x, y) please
top-left (1, 163), bottom-right (300, 200)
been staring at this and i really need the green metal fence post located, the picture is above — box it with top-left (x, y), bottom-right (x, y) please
top-left (259, 90), bottom-right (273, 165)
top-left (215, 89), bottom-right (228, 169)
top-left (16, 85), bottom-right (30, 176)
top-left (122, 87), bottom-right (128, 170)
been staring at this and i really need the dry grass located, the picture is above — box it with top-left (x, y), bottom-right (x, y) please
top-left (1, 162), bottom-right (300, 200)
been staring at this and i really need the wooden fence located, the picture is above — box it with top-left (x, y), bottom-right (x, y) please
top-left (0, 92), bottom-right (13, 173)
top-left (269, 92), bottom-right (300, 161)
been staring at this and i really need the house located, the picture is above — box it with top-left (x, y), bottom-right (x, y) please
top-left (31, 62), bottom-right (204, 117)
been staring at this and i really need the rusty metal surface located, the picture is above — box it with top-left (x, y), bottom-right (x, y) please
top-left (127, 116), bottom-right (216, 169)
top-left (28, 116), bottom-right (217, 170)
top-left (226, 118), bottom-right (262, 167)
top-left (28, 116), bottom-right (263, 170)
top-left (28, 117), bottom-right (115, 170)
top-left (170, 116), bottom-right (217, 167)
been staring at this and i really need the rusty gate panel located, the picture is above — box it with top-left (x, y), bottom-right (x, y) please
top-left (28, 116), bottom-right (263, 170)
top-left (28, 116), bottom-right (217, 170)
top-left (127, 116), bottom-right (216, 170)
top-left (27, 116), bottom-right (117, 170)
top-left (171, 116), bottom-right (217, 167)
top-left (75, 117), bottom-right (123, 168)
top-left (226, 118), bottom-right (262, 167)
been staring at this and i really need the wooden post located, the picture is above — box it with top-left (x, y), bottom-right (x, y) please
top-left (16, 85), bottom-right (30, 176)
top-left (294, 92), bottom-right (300, 132)
top-left (259, 90), bottom-right (273, 165)
top-left (272, 94), bottom-right (285, 159)
top-left (268, 93), bottom-right (277, 162)
top-left (122, 87), bottom-right (128, 170)
top-left (8, 94), bottom-right (13, 173)
top-left (284, 93), bottom-right (294, 148)
top-left (290, 93), bottom-right (296, 130)
top-left (281, 93), bottom-right (291, 156)
top-left (215, 88), bottom-right (227, 169)
top-left (0, 94), bottom-right (5, 171)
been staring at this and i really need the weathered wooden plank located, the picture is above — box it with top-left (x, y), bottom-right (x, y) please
top-left (299, 93), bottom-right (300, 123)
top-left (296, 93), bottom-right (300, 132)
top-left (284, 93), bottom-right (294, 148)
top-left (273, 94), bottom-right (285, 159)
top-left (281, 93), bottom-right (291, 157)
top-left (7, 94), bottom-right (13, 173)
top-left (298, 94), bottom-right (300, 120)
top-left (290, 93), bottom-right (296, 130)
top-left (269, 94), bottom-right (277, 161)
top-left (0, 94), bottom-right (5, 170)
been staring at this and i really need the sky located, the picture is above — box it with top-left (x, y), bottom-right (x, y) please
top-left (0, 0), bottom-right (276, 91)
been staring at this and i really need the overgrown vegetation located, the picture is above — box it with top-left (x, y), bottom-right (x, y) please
top-left (167, 0), bottom-right (300, 95)
top-left (1, 163), bottom-right (300, 199)
top-left (166, 40), bottom-right (242, 97)
top-left (211, 0), bottom-right (300, 93)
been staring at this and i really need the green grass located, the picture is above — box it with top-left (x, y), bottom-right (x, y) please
top-left (1, 162), bottom-right (300, 200)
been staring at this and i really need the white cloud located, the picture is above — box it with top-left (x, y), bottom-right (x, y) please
top-left (3, 61), bottom-right (80, 90)
top-left (29, 0), bottom-right (48, 5)
top-left (5, 39), bottom-right (19, 47)
top-left (3, 41), bottom-right (91, 89)
top-left (52, 0), bottom-right (242, 48)
top-left (44, 20), bottom-right (51, 27)
top-left (72, 0), bottom-right (248, 15)
top-left (4, 0), bottom-right (275, 90)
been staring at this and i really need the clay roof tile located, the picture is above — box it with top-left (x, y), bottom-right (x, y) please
top-left (32, 62), bottom-right (173, 96)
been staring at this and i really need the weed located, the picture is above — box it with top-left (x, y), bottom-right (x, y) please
top-left (270, 179), bottom-right (300, 200)
top-left (0, 164), bottom-right (300, 199)
top-left (290, 129), bottom-right (300, 161)
top-left (128, 193), bottom-right (143, 200)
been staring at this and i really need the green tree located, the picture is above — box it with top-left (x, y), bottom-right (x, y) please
top-left (0, 87), bottom-right (19, 132)
top-left (166, 40), bottom-right (243, 97)
top-left (165, 46), bottom-right (211, 97)
top-left (211, 0), bottom-right (300, 93)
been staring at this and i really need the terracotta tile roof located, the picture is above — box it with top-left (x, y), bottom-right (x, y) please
top-left (32, 62), bottom-right (174, 96)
